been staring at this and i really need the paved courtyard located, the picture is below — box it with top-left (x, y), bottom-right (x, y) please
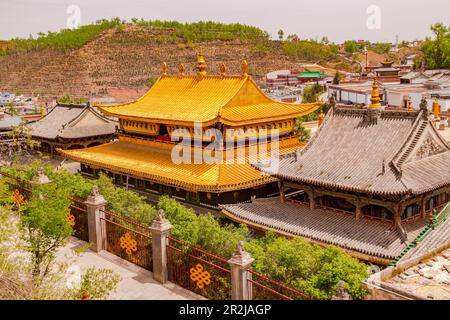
top-left (57, 237), bottom-right (202, 300)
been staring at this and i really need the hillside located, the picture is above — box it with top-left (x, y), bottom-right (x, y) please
top-left (0, 21), bottom-right (409, 101)
top-left (0, 25), bottom-right (305, 100)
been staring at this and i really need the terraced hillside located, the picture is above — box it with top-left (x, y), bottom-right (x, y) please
top-left (0, 25), bottom-right (303, 99)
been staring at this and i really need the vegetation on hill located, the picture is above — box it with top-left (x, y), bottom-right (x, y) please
top-left (283, 40), bottom-right (338, 61)
top-left (1, 162), bottom-right (369, 300)
top-left (133, 19), bottom-right (269, 42)
top-left (0, 19), bottom-right (123, 55)
top-left (419, 23), bottom-right (450, 69)
top-left (0, 18), bottom-right (269, 56)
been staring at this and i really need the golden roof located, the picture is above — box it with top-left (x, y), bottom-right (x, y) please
top-left (98, 53), bottom-right (319, 126)
top-left (58, 136), bottom-right (302, 192)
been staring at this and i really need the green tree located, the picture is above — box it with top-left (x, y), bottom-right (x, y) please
top-left (20, 182), bottom-right (73, 281)
top-left (420, 23), bottom-right (450, 69)
top-left (344, 41), bottom-right (358, 53)
top-left (278, 29), bottom-right (284, 41)
top-left (333, 71), bottom-right (341, 84)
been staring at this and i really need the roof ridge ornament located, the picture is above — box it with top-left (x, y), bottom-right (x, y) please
top-left (161, 62), bottom-right (168, 76)
top-left (196, 47), bottom-right (207, 76)
top-left (419, 96), bottom-right (429, 120)
top-left (178, 63), bottom-right (185, 76)
top-left (241, 60), bottom-right (248, 77)
top-left (220, 63), bottom-right (227, 77)
top-left (406, 97), bottom-right (413, 112)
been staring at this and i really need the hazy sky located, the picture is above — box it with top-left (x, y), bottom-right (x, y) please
top-left (1, 0), bottom-right (449, 42)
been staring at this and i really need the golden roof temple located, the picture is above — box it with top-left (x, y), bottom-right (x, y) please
top-left (59, 48), bottom-right (319, 210)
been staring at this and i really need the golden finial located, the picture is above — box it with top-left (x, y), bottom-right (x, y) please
top-left (220, 63), bottom-right (227, 76)
top-left (196, 47), bottom-right (207, 76)
top-left (406, 97), bottom-right (413, 112)
top-left (40, 105), bottom-right (45, 117)
top-left (318, 110), bottom-right (325, 126)
top-left (241, 60), bottom-right (248, 77)
top-left (432, 98), bottom-right (441, 119)
top-left (178, 63), bottom-right (185, 75)
top-left (369, 77), bottom-right (381, 108)
top-left (161, 62), bottom-right (168, 75)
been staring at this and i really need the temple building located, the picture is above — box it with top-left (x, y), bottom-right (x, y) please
top-left (58, 49), bottom-right (319, 211)
top-left (222, 78), bottom-right (450, 265)
top-left (28, 103), bottom-right (118, 154)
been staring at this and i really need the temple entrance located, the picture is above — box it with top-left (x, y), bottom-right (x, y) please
top-left (402, 204), bottom-right (421, 220)
top-left (87, 142), bottom-right (102, 148)
top-left (67, 144), bottom-right (84, 150)
top-left (361, 205), bottom-right (393, 221)
top-left (315, 195), bottom-right (355, 213)
top-left (426, 193), bottom-right (449, 211)
top-left (40, 142), bottom-right (52, 154)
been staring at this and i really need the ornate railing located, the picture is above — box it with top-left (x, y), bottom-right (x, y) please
top-left (101, 210), bottom-right (153, 271)
top-left (248, 269), bottom-right (307, 300)
top-left (69, 198), bottom-right (89, 242)
top-left (166, 236), bottom-right (232, 300)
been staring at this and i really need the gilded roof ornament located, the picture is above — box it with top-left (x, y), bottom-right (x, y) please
top-left (406, 97), bottom-right (413, 112)
top-left (432, 99), bottom-right (440, 119)
top-left (241, 60), bottom-right (248, 77)
top-left (196, 47), bottom-right (207, 76)
top-left (369, 77), bottom-right (381, 108)
top-left (220, 63), bottom-right (227, 77)
top-left (161, 62), bottom-right (168, 76)
top-left (318, 110), bottom-right (325, 126)
top-left (178, 63), bottom-right (185, 76)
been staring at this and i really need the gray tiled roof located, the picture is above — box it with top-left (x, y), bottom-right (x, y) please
top-left (221, 200), bottom-right (428, 260)
top-left (0, 116), bottom-right (22, 130)
top-left (28, 104), bottom-right (117, 139)
top-left (257, 107), bottom-right (450, 198)
top-left (402, 213), bottom-right (450, 261)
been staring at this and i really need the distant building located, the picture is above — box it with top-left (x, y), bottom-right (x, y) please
top-left (0, 92), bottom-right (15, 106)
top-left (328, 80), bottom-right (385, 106)
top-left (27, 103), bottom-right (118, 154)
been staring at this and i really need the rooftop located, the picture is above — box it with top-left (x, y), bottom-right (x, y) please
top-left (28, 103), bottom-right (117, 140)
top-left (58, 136), bottom-right (306, 192)
top-left (221, 198), bottom-right (428, 264)
top-left (99, 49), bottom-right (319, 126)
top-left (257, 105), bottom-right (450, 198)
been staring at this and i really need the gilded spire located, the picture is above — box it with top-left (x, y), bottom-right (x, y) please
top-left (241, 60), bottom-right (248, 77)
top-left (318, 110), bottom-right (325, 126)
top-left (369, 77), bottom-right (381, 108)
top-left (432, 98), bottom-right (441, 119)
top-left (406, 97), bottom-right (413, 112)
top-left (178, 63), bottom-right (185, 76)
top-left (220, 63), bottom-right (227, 77)
top-left (196, 47), bottom-right (207, 76)
top-left (161, 62), bottom-right (168, 76)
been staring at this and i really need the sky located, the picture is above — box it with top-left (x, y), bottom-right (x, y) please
top-left (1, 0), bottom-right (449, 43)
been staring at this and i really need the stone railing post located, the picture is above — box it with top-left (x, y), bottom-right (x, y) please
top-left (85, 186), bottom-right (107, 253)
top-left (228, 241), bottom-right (255, 300)
top-left (149, 209), bottom-right (173, 284)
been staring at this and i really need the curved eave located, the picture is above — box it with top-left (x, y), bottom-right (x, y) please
top-left (57, 148), bottom-right (277, 193)
top-left (99, 102), bottom-right (321, 127)
top-left (269, 171), bottom-right (411, 198)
